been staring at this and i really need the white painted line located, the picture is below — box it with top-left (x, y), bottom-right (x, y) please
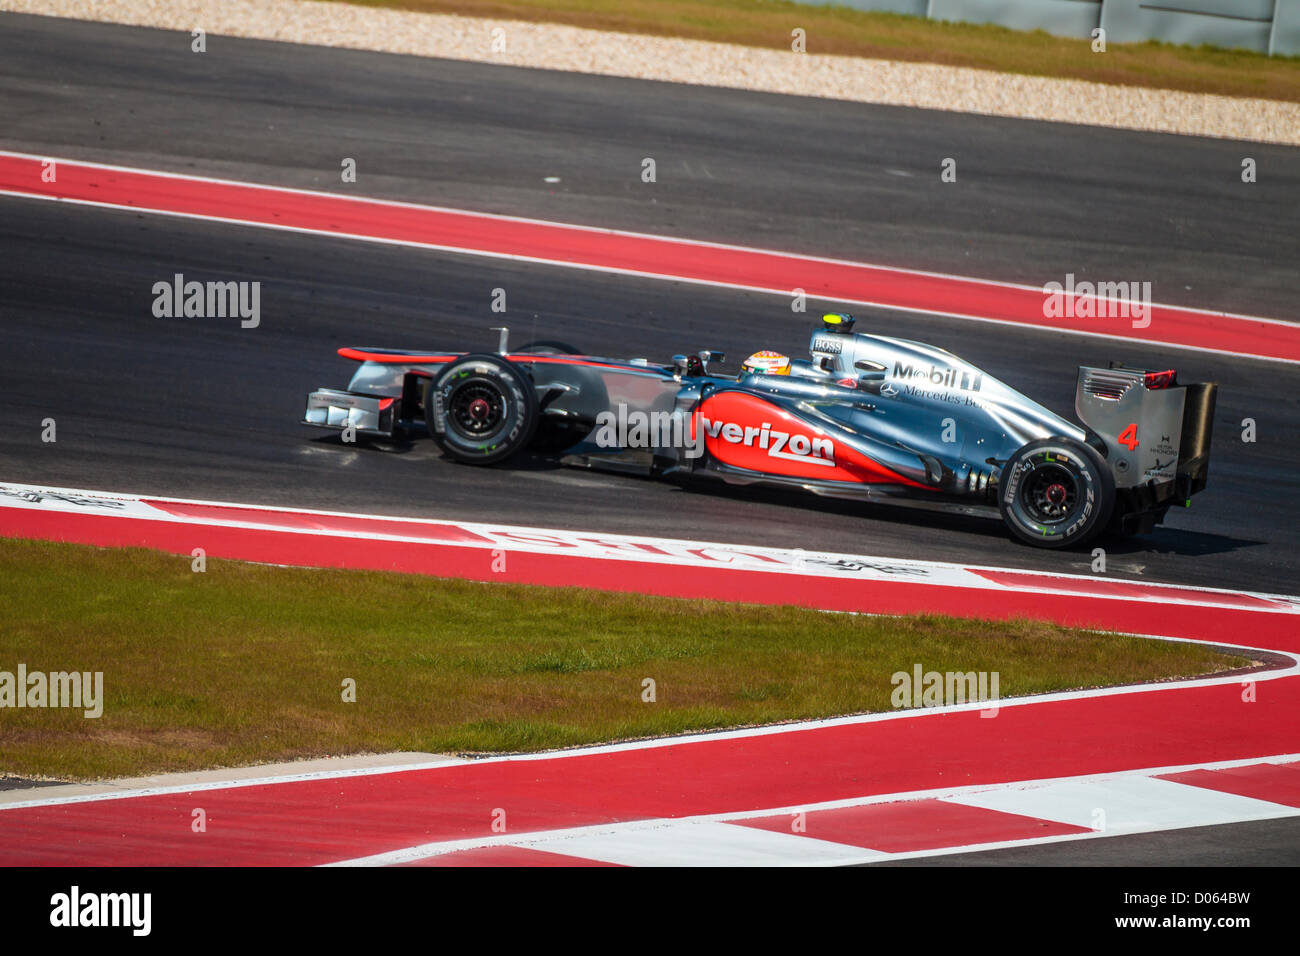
top-left (5, 480), bottom-right (1298, 610)
top-left (518, 820), bottom-right (885, 867)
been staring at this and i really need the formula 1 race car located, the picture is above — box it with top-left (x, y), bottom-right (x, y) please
top-left (302, 314), bottom-right (1217, 549)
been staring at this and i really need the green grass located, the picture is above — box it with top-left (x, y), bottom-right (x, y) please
top-left (336, 0), bottom-right (1300, 102)
top-left (0, 537), bottom-right (1247, 781)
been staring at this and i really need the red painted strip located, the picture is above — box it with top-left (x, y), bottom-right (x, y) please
top-left (736, 799), bottom-right (1090, 852)
top-left (140, 500), bottom-right (492, 544)
top-left (5, 506), bottom-right (1298, 650)
top-left (400, 846), bottom-right (620, 867)
top-left (2, 154), bottom-right (1295, 361)
top-left (968, 569), bottom-right (1289, 610)
top-left (1157, 761), bottom-right (1300, 808)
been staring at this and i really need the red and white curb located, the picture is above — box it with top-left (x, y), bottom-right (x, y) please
top-left (339, 755), bottom-right (1300, 867)
top-left (2, 481), bottom-right (1299, 866)
top-left (1, 151), bottom-right (1297, 363)
top-left (2, 481), bottom-right (1296, 643)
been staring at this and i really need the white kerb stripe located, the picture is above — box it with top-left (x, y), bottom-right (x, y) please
top-left (943, 775), bottom-right (1300, 834)
top-left (518, 820), bottom-right (887, 867)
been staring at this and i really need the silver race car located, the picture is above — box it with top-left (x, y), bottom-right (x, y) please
top-left (303, 313), bottom-right (1217, 549)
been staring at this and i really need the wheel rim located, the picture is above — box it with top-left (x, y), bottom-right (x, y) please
top-left (1021, 463), bottom-right (1079, 524)
top-left (448, 380), bottom-right (506, 438)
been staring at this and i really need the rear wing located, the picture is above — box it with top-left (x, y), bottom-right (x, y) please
top-left (1075, 365), bottom-right (1218, 503)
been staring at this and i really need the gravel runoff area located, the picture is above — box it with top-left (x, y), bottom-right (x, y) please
top-left (6, 0), bottom-right (1299, 146)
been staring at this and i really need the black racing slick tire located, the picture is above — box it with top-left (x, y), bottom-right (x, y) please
top-left (424, 354), bottom-right (538, 465)
top-left (998, 437), bottom-right (1115, 549)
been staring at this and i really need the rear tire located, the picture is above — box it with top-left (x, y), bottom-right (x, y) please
top-left (424, 354), bottom-right (538, 465)
top-left (998, 437), bottom-right (1115, 549)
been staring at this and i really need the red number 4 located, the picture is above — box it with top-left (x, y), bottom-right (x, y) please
top-left (1118, 423), bottom-right (1139, 451)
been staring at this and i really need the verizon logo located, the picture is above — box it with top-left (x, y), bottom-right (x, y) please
top-left (701, 417), bottom-right (834, 466)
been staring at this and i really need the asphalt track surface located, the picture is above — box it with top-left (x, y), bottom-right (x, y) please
top-left (3, 12), bottom-right (1300, 591)
top-left (1, 11), bottom-right (1299, 867)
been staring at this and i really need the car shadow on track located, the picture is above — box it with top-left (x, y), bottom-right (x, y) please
top-left (1099, 527), bottom-right (1266, 560)
top-left (307, 432), bottom-right (422, 455)
top-left (661, 474), bottom-right (1265, 561)
top-left (307, 437), bottom-right (1266, 562)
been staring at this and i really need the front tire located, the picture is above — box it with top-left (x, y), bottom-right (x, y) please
top-left (998, 437), bottom-right (1115, 549)
top-left (425, 354), bottom-right (538, 465)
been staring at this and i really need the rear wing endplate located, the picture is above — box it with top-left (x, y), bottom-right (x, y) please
top-left (1075, 365), bottom-right (1217, 501)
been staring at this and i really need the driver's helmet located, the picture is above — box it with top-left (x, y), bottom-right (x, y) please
top-left (741, 350), bottom-right (791, 376)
